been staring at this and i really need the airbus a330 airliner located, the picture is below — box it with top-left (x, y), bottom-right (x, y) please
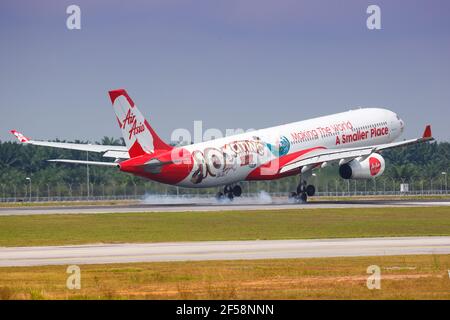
top-left (11, 89), bottom-right (433, 202)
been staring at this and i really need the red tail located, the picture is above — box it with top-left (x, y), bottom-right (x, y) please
top-left (108, 89), bottom-right (173, 157)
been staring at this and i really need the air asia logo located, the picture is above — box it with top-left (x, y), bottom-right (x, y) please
top-left (369, 157), bottom-right (381, 176)
top-left (122, 109), bottom-right (145, 139)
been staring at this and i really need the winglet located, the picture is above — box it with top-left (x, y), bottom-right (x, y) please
top-left (10, 130), bottom-right (30, 143)
top-left (422, 125), bottom-right (432, 139)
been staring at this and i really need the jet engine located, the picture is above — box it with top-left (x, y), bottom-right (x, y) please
top-left (339, 153), bottom-right (385, 179)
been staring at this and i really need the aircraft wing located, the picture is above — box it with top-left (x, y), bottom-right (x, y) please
top-left (280, 125), bottom-right (433, 174)
top-left (10, 130), bottom-right (130, 159)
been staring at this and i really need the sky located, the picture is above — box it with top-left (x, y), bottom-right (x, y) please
top-left (1, 0), bottom-right (449, 143)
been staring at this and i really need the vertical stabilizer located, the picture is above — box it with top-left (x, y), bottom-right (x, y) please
top-left (108, 89), bottom-right (172, 158)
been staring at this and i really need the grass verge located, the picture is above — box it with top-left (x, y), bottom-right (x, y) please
top-left (0, 200), bottom-right (138, 208)
top-left (0, 207), bottom-right (449, 247)
top-left (0, 255), bottom-right (449, 299)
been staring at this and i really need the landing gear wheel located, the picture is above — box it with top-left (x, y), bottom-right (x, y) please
top-left (227, 192), bottom-right (234, 200)
top-left (306, 185), bottom-right (315, 197)
top-left (224, 185), bottom-right (233, 194)
top-left (300, 192), bottom-right (307, 202)
top-left (215, 192), bottom-right (224, 200)
top-left (232, 185), bottom-right (242, 197)
top-left (289, 192), bottom-right (308, 203)
top-left (292, 174), bottom-right (310, 203)
top-left (297, 181), bottom-right (306, 194)
top-left (216, 192), bottom-right (223, 200)
top-left (298, 192), bottom-right (307, 203)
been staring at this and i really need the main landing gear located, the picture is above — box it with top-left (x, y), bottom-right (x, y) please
top-left (289, 176), bottom-right (315, 203)
top-left (216, 185), bottom-right (242, 201)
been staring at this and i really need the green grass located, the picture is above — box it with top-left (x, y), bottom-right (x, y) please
top-left (0, 200), bottom-right (138, 208)
top-left (1, 207), bottom-right (450, 247)
top-left (308, 194), bottom-right (450, 201)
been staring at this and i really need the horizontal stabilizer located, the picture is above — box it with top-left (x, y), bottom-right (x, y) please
top-left (10, 130), bottom-right (130, 159)
top-left (48, 159), bottom-right (119, 166)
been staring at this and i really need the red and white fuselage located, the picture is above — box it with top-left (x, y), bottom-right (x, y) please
top-left (114, 88), bottom-right (404, 188)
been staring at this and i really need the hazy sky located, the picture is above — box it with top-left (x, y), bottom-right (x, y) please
top-left (1, 0), bottom-right (449, 143)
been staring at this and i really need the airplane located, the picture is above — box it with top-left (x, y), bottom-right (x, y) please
top-left (11, 89), bottom-right (433, 203)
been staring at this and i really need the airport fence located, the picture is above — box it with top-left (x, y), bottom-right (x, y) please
top-left (0, 178), bottom-right (449, 203)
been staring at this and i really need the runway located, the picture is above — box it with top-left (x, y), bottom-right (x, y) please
top-left (1, 236), bottom-right (449, 267)
top-left (1, 199), bottom-right (450, 216)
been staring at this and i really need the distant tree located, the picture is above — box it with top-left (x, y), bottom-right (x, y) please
top-left (388, 164), bottom-right (417, 182)
top-left (0, 142), bottom-right (19, 169)
top-left (99, 136), bottom-right (124, 146)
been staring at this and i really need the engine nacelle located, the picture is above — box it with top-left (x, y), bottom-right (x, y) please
top-left (339, 153), bottom-right (385, 179)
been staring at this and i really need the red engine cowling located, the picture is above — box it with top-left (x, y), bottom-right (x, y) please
top-left (339, 153), bottom-right (385, 179)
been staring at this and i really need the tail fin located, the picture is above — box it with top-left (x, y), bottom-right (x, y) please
top-left (422, 125), bottom-right (432, 139)
top-left (108, 89), bottom-right (172, 158)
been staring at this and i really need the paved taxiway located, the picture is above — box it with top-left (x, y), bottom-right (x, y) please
top-left (1, 236), bottom-right (449, 267)
top-left (1, 199), bottom-right (450, 216)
